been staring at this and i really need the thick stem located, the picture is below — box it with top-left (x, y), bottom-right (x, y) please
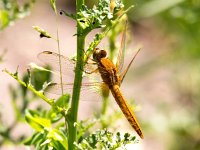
top-left (68, 35), bottom-right (85, 150)
top-left (67, 1), bottom-right (85, 149)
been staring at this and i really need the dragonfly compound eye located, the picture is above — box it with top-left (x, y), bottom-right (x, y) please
top-left (100, 50), bottom-right (107, 58)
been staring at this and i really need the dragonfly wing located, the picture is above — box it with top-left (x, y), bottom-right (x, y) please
top-left (38, 51), bottom-right (99, 76)
top-left (44, 82), bottom-right (105, 101)
top-left (38, 51), bottom-right (105, 101)
top-left (116, 21), bottom-right (127, 74)
top-left (119, 48), bottom-right (141, 84)
top-left (38, 51), bottom-right (75, 76)
top-left (44, 82), bottom-right (74, 95)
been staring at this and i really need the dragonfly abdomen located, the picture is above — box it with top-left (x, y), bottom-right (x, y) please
top-left (110, 85), bottom-right (144, 139)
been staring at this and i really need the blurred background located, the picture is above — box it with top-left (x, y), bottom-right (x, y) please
top-left (0, 0), bottom-right (200, 150)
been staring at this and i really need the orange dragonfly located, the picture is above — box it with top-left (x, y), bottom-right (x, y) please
top-left (38, 29), bottom-right (144, 139)
top-left (90, 47), bottom-right (143, 139)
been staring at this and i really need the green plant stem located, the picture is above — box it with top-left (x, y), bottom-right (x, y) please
top-left (3, 69), bottom-right (63, 113)
top-left (67, 35), bottom-right (85, 149)
top-left (67, 1), bottom-right (85, 150)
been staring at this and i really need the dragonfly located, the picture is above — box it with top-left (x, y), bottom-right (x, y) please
top-left (91, 47), bottom-right (143, 139)
top-left (38, 28), bottom-right (144, 139)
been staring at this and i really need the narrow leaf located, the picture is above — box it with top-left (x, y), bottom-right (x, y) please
top-left (50, 0), bottom-right (57, 14)
top-left (33, 26), bottom-right (52, 38)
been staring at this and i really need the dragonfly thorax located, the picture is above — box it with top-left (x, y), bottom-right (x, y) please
top-left (93, 48), bottom-right (107, 62)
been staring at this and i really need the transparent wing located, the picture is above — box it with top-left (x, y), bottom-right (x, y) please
top-left (38, 51), bottom-right (98, 76)
top-left (38, 51), bottom-right (104, 101)
top-left (119, 48), bottom-right (141, 84)
top-left (116, 21), bottom-right (127, 74)
top-left (38, 51), bottom-right (75, 76)
top-left (45, 82), bottom-right (101, 94)
top-left (44, 82), bottom-right (106, 101)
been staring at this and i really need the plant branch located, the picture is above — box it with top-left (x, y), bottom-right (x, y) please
top-left (67, 0), bottom-right (86, 150)
top-left (2, 69), bottom-right (63, 113)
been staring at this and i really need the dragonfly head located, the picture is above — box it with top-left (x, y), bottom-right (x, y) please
top-left (93, 48), bottom-right (107, 62)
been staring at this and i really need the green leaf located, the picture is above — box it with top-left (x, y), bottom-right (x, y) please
top-left (33, 26), bottom-right (52, 38)
top-left (51, 141), bottom-right (66, 150)
top-left (24, 132), bottom-right (44, 145)
top-left (48, 111), bottom-right (63, 123)
top-left (40, 139), bottom-right (51, 146)
top-left (50, 0), bottom-right (57, 14)
top-left (29, 64), bottom-right (52, 91)
top-left (47, 128), bottom-right (68, 149)
top-left (55, 94), bottom-right (70, 108)
top-left (24, 127), bottom-right (68, 149)
top-left (25, 110), bottom-right (51, 131)
top-left (0, 10), bottom-right (9, 29)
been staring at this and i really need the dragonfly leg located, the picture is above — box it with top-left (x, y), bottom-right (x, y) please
top-left (77, 64), bottom-right (98, 74)
top-left (84, 68), bottom-right (99, 74)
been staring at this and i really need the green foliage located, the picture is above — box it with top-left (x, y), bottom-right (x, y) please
top-left (0, 0), bottom-right (35, 30)
top-left (76, 0), bottom-right (124, 35)
top-left (1, 64), bottom-right (71, 147)
top-left (24, 109), bottom-right (68, 150)
top-left (75, 129), bottom-right (137, 150)
top-left (25, 110), bottom-right (52, 131)
top-left (23, 65), bottom-right (52, 93)
top-left (24, 129), bottom-right (68, 150)
top-left (0, 66), bottom-right (51, 146)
